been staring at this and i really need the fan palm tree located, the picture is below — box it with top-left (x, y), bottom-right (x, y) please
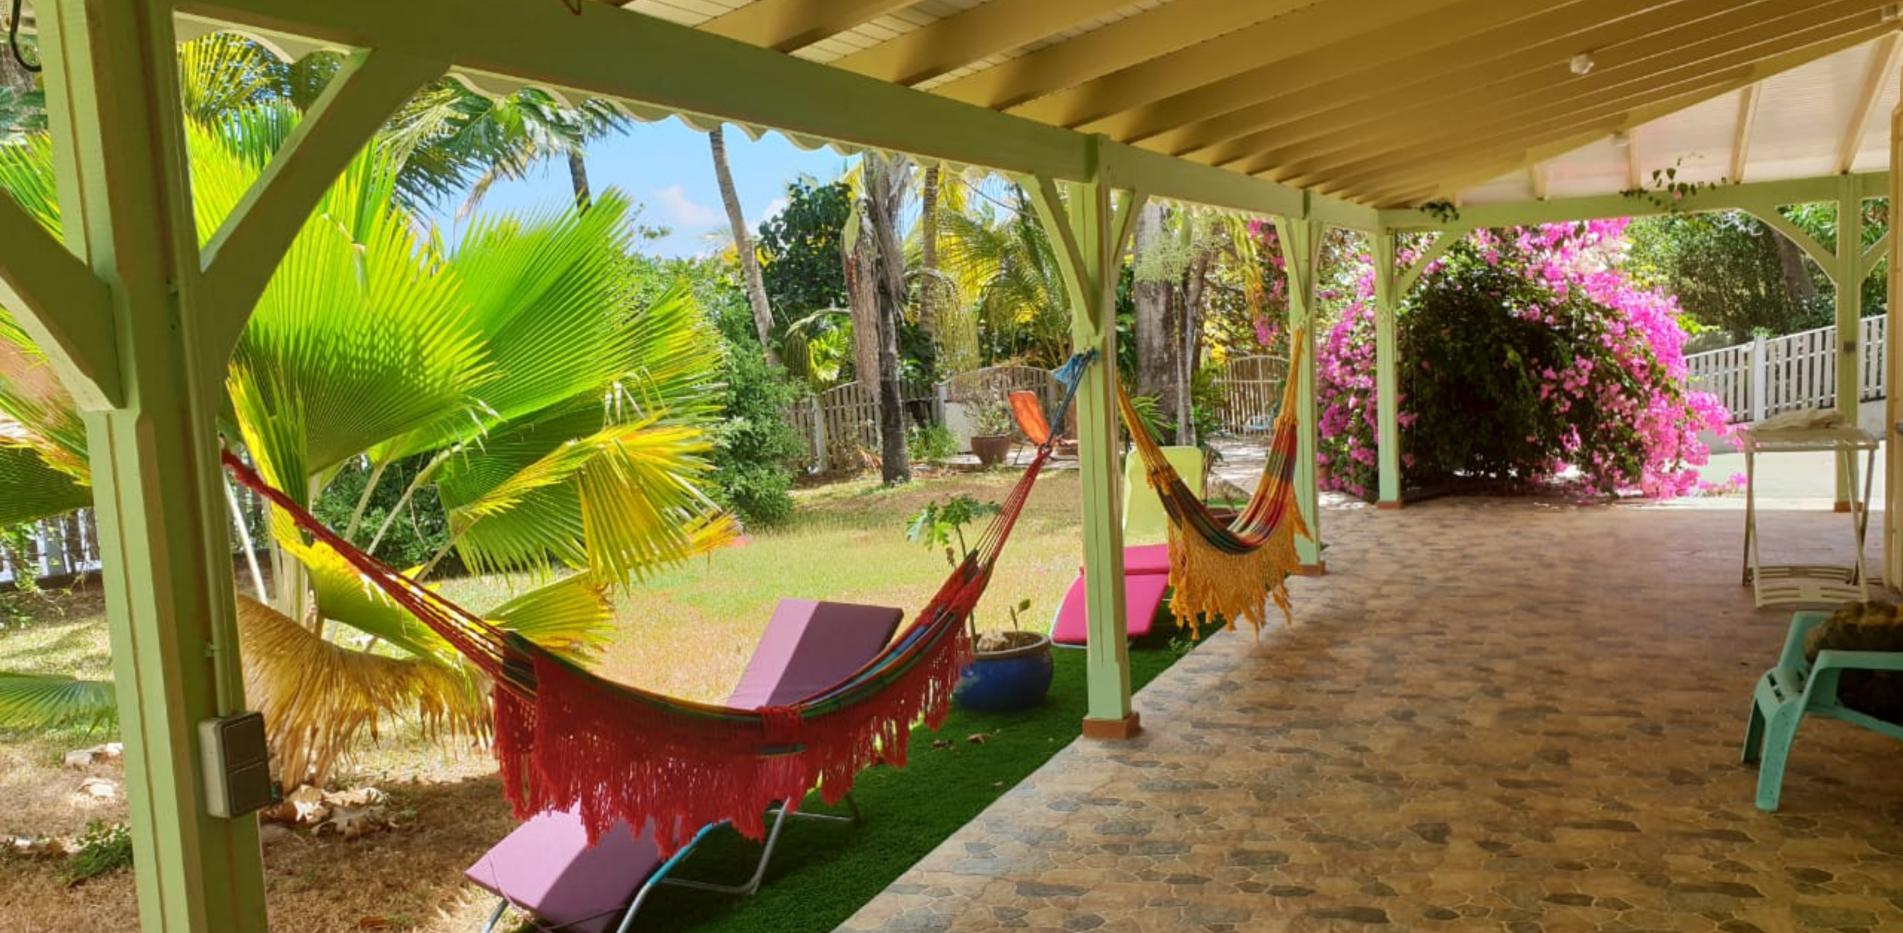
top-left (938, 183), bottom-right (1072, 367)
top-left (0, 85), bottom-right (731, 785)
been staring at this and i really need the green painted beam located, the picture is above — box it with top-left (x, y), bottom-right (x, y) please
top-left (0, 191), bottom-right (121, 408)
top-left (1832, 175), bottom-right (1864, 507)
top-left (178, 0), bottom-right (1320, 226)
top-left (1862, 228), bottom-right (1891, 281)
top-left (1395, 230), bottom-right (1456, 296)
top-left (1275, 216), bottom-right (1324, 569)
top-left (1373, 230), bottom-right (1401, 507)
top-left (1025, 151), bottom-right (1141, 730)
top-left (41, 2), bottom-right (265, 930)
top-left (199, 46), bottom-right (445, 355)
top-left (1377, 172), bottom-right (1886, 232)
top-left (1305, 192), bottom-right (1381, 231)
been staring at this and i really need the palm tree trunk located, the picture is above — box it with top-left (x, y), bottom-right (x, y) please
top-left (862, 153), bottom-right (913, 484)
top-left (566, 149), bottom-right (592, 211)
top-left (919, 165), bottom-right (941, 339)
top-left (1131, 203), bottom-right (1178, 404)
top-left (708, 126), bottom-right (780, 366)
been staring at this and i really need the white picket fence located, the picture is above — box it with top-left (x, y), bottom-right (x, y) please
top-left (785, 365), bottom-right (1060, 473)
top-left (1684, 315), bottom-right (1886, 423)
top-left (0, 511), bottom-right (104, 586)
top-left (1210, 354), bottom-right (1290, 435)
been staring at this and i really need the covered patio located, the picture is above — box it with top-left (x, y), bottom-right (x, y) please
top-left (8, 1), bottom-right (1903, 929)
top-left (846, 496), bottom-right (1903, 932)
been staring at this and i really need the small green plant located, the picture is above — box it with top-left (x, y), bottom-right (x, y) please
top-left (907, 425), bottom-right (958, 467)
top-left (906, 495), bottom-right (1002, 567)
top-left (1620, 159), bottom-right (1729, 214)
top-left (967, 386), bottom-right (1016, 437)
top-left (1419, 199), bottom-right (1461, 224)
top-left (64, 822), bottom-right (133, 886)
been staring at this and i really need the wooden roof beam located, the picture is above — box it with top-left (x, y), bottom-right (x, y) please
top-left (1837, 31), bottom-right (1903, 173)
top-left (1086, 0), bottom-right (1538, 146)
top-left (698, 0), bottom-right (914, 53)
top-left (1528, 161), bottom-right (1550, 200)
top-left (832, 0), bottom-right (1131, 88)
top-left (1340, 28), bottom-right (1889, 206)
top-left (1178, 0), bottom-right (1808, 169)
top-left (1261, 9), bottom-right (1887, 186)
top-left (1731, 82), bottom-right (1761, 182)
top-left (1246, 0), bottom-right (1887, 179)
top-left (928, 0), bottom-right (1310, 111)
top-left (1007, 0), bottom-right (1440, 130)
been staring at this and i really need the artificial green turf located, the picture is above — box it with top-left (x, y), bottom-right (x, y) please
top-left (618, 629), bottom-right (1207, 933)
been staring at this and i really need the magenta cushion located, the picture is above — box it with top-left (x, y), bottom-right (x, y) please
top-left (1050, 572), bottom-right (1171, 646)
top-left (729, 599), bottom-right (903, 708)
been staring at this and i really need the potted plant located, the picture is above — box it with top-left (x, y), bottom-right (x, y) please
top-left (907, 497), bottom-right (1055, 712)
top-left (967, 386), bottom-right (1015, 467)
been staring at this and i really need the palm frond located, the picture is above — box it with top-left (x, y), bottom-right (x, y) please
top-left (484, 572), bottom-right (614, 659)
top-left (0, 442), bottom-right (91, 525)
top-left (235, 595), bottom-right (487, 788)
top-left (0, 672), bottom-right (116, 732)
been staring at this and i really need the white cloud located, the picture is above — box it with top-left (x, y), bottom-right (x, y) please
top-left (653, 184), bottom-right (724, 229)
top-left (751, 196), bottom-right (789, 230)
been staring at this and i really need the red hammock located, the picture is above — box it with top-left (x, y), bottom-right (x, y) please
top-left (220, 358), bottom-right (1087, 855)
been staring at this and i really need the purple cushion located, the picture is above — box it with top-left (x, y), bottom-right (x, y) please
top-left (465, 810), bottom-right (657, 933)
top-left (728, 599), bottom-right (903, 708)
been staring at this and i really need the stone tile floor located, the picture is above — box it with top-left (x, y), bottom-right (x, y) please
top-left (843, 496), bottom-right (1903, 933)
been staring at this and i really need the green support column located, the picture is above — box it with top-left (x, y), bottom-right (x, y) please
top-left (1026, 149), bottom-right (1145, 738)
top-left (1372, 229), bottom-right (1402, 509)
top-left (1833, 175), bottom-right (1865, 513)
top-left (1888, 94), bottom-right (1903, 590)
top-left (1276, 217), bottom-right (1325, 572)
top-left (39, 3), bottom-right (267, 930)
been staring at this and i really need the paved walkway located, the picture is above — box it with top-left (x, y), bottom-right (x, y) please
top-left (844, 497), bottom-right (1903, 932)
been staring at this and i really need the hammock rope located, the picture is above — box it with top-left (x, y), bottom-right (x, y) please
top-left (1115, 336), bottom-right (1307, 635)
top-left (221, 351), bottom-right (1097, 855)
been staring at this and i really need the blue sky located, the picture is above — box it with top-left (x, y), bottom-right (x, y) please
top-left (428, 116), bottom-right (852, 258)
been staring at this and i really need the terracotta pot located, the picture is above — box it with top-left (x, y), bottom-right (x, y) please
top-left (970, 433), bottom-right (1011, 466)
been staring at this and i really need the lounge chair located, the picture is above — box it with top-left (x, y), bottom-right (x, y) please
top-left (466, 598), bottom-right (902, 932)
top-left (1051, 446), bottom-right (1202, 646)
top-left (1741, 610), bottom-right (1903, 811)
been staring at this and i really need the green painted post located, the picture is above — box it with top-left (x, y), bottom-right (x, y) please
top-left (39, 3), bottom-right (267, 930)
top-left (1834, 175), bottom-right (1865, 512)
top-left (1277, 217), bottom-right (1325, 571)
top-left (1373, 229), bottom-right (1402, 508)
top-left (1026, 148), bottom-right (1139, 737)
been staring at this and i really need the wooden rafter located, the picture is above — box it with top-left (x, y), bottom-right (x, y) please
top-left (1084, 0), bottom-right (1524, 146)
top-left (697, 0), bottom-right (915, 53)
top-left (1731, 82), bottom-right (1762, 182)
top-left (1528, 161), bottom-right (1550, 200)
top-left (832, 0), bottom-right (1131, 88)
top-left (928, 0), bottom-right (1308, 111)
top-left (1182, 0), bottom-right (1807, 170)
top-left (1009, 0), bottom-right (1439, 130)
top-left (1348, 27), bottom-right (1891, 205)
top-left (1837, 31), bottom-right (1903, 173)
top-left (1624, 130), bottom-right (1643, 189)
top-left (1290, 18), bottom-right (1891, 200)
top-left (1254, 0), bottom-right (1887, 182)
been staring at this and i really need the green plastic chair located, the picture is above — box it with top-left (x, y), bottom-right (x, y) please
top-left (1122, 445), bottom-right (1202, 546)
top-left (1741, 611), bottom-right (1903, 811)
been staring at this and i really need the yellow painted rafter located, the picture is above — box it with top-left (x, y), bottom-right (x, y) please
top-left (1195, 0), bottom-right (1827, 172)
top-left (928, 0), bottom-right (1308, 111)
top-left (1624, 130), bottom-right (1643, 190)
top-left (1010, 0), bottom-right (1431, 130)
top-left (1837, 31), bottom-right (1903, 173)
top-left (698, 0), bottom-right (915, 53)
top-left (1354, 35), bottom-right (1882, 207)
top-left (1731, 82), bottom-right (1762, 182)
top-left (1302, 21), bottom-right (1891, 202)
top-left (1259, 0), bottom-right (1889, 182)
top-left (1087, 0), bottom-right (1520, 147)
top-left (833, 0), bottom-right (1130, 88)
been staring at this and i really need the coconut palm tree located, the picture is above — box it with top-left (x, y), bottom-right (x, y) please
top-left (708, 125), bottom-right (780, 366)
top-left (0, 85), bottom-right (731, 786)
top-left (938, 183), bottom-right (1072, 367)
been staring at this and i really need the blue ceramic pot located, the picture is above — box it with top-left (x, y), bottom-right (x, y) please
top-left (954, 633), bottom-right (1053, 712)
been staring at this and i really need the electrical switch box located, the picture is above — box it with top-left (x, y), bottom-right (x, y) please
top-left (199, 712), bottom-right (272, 819)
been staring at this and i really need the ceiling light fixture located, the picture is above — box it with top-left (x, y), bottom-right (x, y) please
top-left (1569, 53), bottom-right (1596, 76)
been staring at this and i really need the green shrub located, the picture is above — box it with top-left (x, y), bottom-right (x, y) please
top-left (65, 822), bottom-right (133, 886)
top-left (907, 425), bottom-right (957, 467)
top-left (711, 344), bottom-right (804, 529)
top-left (312, 455), bottom-right (451, 569)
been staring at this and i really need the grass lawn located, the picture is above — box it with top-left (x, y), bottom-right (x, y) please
top-left (0, 465), bottom-right (1208, 932)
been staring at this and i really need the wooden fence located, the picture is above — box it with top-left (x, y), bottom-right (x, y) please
top-left (785, 365), bottom-right (1059, 472)
top-left (1209, 354), bottom-right (1289, 436)
top-left (1684, 315), bottom-right (1887, 422)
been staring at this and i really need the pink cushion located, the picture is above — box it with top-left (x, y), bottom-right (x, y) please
top-left (1050, 572), bottom-right (1171, 646)
top-left (729, 599), bottom-right (902, 708)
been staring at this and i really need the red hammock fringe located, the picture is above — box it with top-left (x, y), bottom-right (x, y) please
top-left (494, 568), bottom-right (986, 855)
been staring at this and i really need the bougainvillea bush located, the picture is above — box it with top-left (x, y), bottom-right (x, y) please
top-left (1315, 220), bottom-right (1732, 500)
